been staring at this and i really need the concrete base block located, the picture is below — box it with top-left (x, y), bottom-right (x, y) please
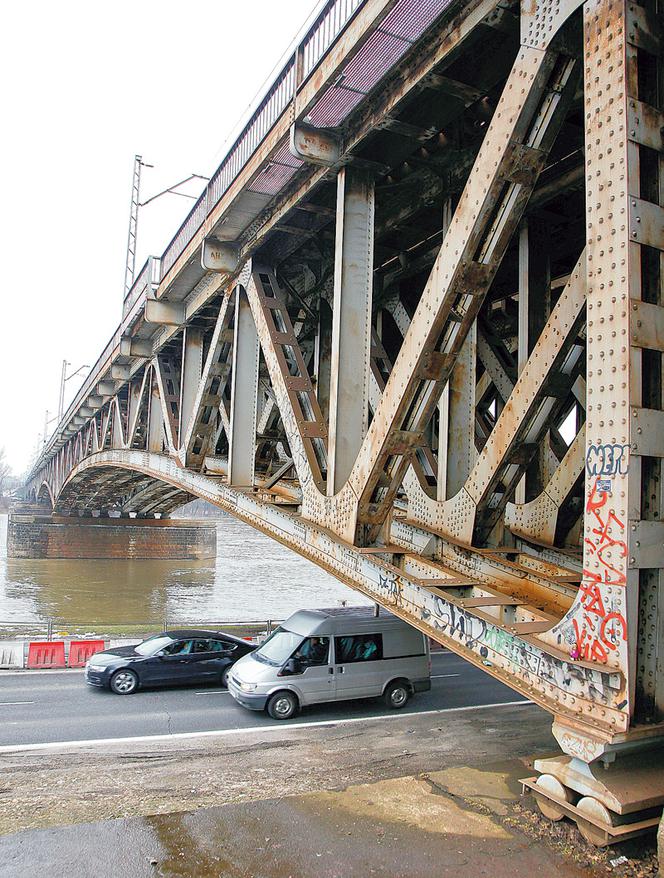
top-left (0, 641), bottom-right (25, 668)
top-left (533, 752), bottom-right (664, 815)
top-left (6, 513), bottom-right (216, 560)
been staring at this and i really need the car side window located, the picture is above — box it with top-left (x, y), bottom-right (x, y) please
top-left (335, 634), bottom-right (383, 663)
top-left (210, 640), bottom-right (234, 653)
top-left (161, 639), bottom-right (194, 656)
top-left (192, 639), bottom-right (213, 654)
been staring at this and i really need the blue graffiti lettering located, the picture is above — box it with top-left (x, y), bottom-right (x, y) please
top-left (585, 443), bottom-right (629, 477)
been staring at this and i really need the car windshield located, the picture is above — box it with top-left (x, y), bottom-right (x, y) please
top-left (134, 635), bottom-right (174, 656)
top-left (254, 628), bottom-right (303, 666)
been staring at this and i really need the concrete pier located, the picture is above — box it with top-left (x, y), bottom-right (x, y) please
top-left (6, 511), bottom-right (216, 560)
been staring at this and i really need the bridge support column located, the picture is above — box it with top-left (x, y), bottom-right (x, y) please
top-left (228, 287), bottom-right (260, 487)
top-left (327, 167), bottom-right (374, 495)
top-left (530, 0), bottom-right (664, 847)
top-left (6, 509), bottom-right (216, 560)
top-left (179, 327), bottom-right (204, 442)
top-left (147, 373), bottom-right (164, 453)
top-left (516, 218), bottom-right (551, 503)
top-left (439, 325), bottom-right (477, 500)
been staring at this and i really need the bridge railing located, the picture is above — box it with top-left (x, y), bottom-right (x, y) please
top-left (122, 256), bottom-right (161, 318)
top-left (159, 0), bottom-right (365, 280)
top-left (301, 0), bottom-right (364, 78)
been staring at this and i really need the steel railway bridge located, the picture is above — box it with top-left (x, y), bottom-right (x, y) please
top-left (24, 0), bottom-right (664, 849)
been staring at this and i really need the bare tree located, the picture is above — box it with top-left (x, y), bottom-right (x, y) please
top-left (0, 447), bottom-right (12, 498)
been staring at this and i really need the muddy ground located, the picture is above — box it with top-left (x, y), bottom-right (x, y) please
top-left (0, 704), bottom-right (657, 877)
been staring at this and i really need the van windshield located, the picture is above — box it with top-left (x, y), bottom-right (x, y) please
top-left (254, 628), bottom-right (303, 666)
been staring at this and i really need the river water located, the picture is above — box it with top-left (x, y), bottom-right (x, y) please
top-left (0, 513), bottom-right (368, 627)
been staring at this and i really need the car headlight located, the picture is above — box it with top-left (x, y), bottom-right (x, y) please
top-left (238, 681), bottom-right (257, 692)
top-left (87, 664), bottom-right (106, 672)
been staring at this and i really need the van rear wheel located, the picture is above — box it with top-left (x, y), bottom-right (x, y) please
top-left (267, 690), bottom-right (298, 720)
top-left (384, 681), bottom-right (410, 709)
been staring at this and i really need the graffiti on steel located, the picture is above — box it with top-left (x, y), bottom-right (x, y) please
top-left (585, 443), bottom-right (630, 478)
top-left (548, 476), bottom-right (629, 673)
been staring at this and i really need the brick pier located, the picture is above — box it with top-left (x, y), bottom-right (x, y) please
top-left (6, 511), bottom-right (216, 560)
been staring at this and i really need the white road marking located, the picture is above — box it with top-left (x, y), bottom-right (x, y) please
top-left (0, 700), bottom-right (533, 753)
top-left (0, 701), bottom-right (36, 706)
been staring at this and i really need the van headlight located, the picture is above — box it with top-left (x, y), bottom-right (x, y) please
top-left (238, 681), bottom-right (257, 692)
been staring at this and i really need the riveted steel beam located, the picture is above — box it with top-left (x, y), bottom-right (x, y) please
top-left (120, 337), bottom-right (153, 358)
top-left (201, 238), bottom-right (240, 273)
top-left (144, 299), bottom-right (186, 326)
top-left (97, 381), bottom-right (116, 397)
top-left (290, 123), bottom-right (341, 166)
top-left (328, 167), bottom-right (375, 495)
top-left (318, 40), bottom-right (579, 544)
top-left (228, 288), bottom-right (260, 487)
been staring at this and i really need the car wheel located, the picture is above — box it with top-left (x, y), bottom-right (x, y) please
top-left (221, 666), bottom-right (232, 688)
top-left (110, 669), bottom-right (139, 695)
top-left (267, 690), bottom-right (298, 720)
top-left (384, 681), bottom-right (409, 710)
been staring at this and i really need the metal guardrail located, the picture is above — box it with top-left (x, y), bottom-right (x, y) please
top-left (302, 0), bottom-right (363, 78)
top-left (122, 256), bottom-right (161, 317)
top-left (0, 619), bottom-right (280, 640)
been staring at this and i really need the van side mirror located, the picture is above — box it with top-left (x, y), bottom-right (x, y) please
top-left (281, 657), bottom-right (302, 676)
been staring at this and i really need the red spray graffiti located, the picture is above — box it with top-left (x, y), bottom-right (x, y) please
top-left (570, 479), bottom-right (628, 663)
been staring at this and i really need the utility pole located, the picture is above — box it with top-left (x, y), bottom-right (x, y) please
top-left (123, 155), bottom-right (208, 306)
top-left (57, 361), bottom-right (90, 422)
top-left (57, 360), bottom-right (68, 423)
top-left (123, 155), bottom-right (153, 300)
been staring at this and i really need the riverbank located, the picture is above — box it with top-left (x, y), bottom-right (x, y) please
top-left (0, 703), bottom-right (656, 877)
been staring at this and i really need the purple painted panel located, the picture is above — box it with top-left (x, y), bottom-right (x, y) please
top-left (249, 162), bottom-right (300, 196)
top-left (381, 0), bottom-right (453, 41)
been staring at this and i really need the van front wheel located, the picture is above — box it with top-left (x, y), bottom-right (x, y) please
top-left (267, 690), bottom-right (298, 720)
top-left (384, 681), bottom-right (410, 709)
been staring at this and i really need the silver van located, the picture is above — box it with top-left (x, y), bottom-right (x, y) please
top-left (228, 608), bottom-right (431, 720)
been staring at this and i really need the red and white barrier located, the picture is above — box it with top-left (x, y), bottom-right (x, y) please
top-left (27, 641), bottom-right (66, 669)
top-left (67, 639), bottom-right (106, 668)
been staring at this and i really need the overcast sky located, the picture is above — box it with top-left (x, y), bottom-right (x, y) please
top-left (0, 0), bottom-right (318, 475)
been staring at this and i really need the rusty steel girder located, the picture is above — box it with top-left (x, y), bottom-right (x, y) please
top-left (24, 0), bottom-right (664, 825)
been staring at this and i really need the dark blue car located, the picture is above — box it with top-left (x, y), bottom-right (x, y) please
top-left (84, 629), bottom-right (255, 694)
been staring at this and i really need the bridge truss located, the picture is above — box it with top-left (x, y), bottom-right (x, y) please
top-left (26, 0), bottom-right (664, 844)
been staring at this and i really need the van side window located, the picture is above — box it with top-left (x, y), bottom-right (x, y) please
top-left (335, 634), bottom-right (383, 663)
top-left (293, 637), bottom-right (330, 666)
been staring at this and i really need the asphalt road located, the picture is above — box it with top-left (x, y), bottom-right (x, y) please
top-left (0, 652), bottom-right (528, 748)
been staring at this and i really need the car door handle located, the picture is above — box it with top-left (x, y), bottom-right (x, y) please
top-left (328, 667), bottom-right (334, 674)
top-left (338, 666), bottom-right (344, 674)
